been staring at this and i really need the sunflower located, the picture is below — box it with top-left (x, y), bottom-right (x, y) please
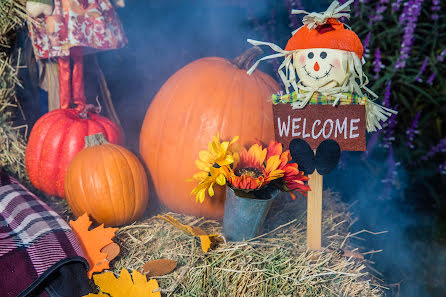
top-left (224, 143), bottom-right (285, 191)
top-left (191, 133), bottom-right (239, 203)
top-left (193, 133), bottom-right (239, 178)
top-left (191, 167), bottom-right (226, 203)
top-left (260, 140), bottom-right (310, 199)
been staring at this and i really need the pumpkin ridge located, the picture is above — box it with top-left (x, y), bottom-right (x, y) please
top-left (39, 113), bottom-right (75, 195)
top-left (66, 154), bottom-right (84, 217)
top-left (26, 111), bottom-right (66, 189)
top-left (148, 67), bottom-right (186, 203)
top-left (54, 116), bottom-right (79, 197)
top-left (107, 144), bottom-right (132, 224)
top-left (79, 148), bottom-right (98, 221)
top-left (116, 145), bottom-right (144, 220)
top-left (102, 145), bottom-right (121, 225)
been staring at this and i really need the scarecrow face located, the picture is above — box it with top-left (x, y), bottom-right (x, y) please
top-left (294, 48), bottom-right (349, 89)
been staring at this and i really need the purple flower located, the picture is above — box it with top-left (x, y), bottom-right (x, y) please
top-left (363, 32), bottom-right (371, 58)
top-left (392, 0), bottom-right (404, 11)
top-left (414, 57), bottom-right (429, 82)
top-left (427, 72), bottom-right (436, 85)
top-left (437, 50), bottom-right (446, 62)
top-left (406, 111), bottom-right (421, 149)
top-left (422, 137), bottom-right (446, 161)
top-left (372, 0), bottom-right (390, 23)
top-left (374, 48), bottom-right (384, 79)
top-left (431, 0), bottom-right (441, 21)
top-left (382, 80), bottom-right (396, 148)
top-left (395, 0), bottom-right (425, 71)
top-left (438, 161), bottom-right (446, 175)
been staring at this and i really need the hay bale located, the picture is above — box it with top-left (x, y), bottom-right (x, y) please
top-left (0, 0), bottom-right (27, 180)
top-left (113, 190), bottom-right (385, 296)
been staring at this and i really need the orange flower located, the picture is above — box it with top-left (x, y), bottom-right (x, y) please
top-left (260, 140), bottom-right (310, 199)
top-left (282, 163), bottom-right (310, 199)
top-left (225, 143), bottom-right (284, 191)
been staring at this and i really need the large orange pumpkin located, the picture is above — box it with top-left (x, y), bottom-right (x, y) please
top-left (65, 133), bottom-right (149, 226)
top-left (139, 48), bottom-right (280, 219)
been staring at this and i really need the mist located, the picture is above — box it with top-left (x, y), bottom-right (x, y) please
top-left (96, 1), bottom-right (444, 296)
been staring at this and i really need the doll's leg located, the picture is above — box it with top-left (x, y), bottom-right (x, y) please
top-left (58, 55), bottom-right (71, 109)
top-left (71, 47), bottom-right (86, 108)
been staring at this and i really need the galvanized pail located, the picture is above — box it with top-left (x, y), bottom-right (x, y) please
top-left (222, 187), bottom-right (278, 241)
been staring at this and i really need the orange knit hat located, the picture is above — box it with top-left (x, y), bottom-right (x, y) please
top-left (285, 18), bottom-right (364, 59)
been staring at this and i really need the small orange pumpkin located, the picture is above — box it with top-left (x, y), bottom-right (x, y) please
top-left (140, 48), bottom-right (280, 219)
top-left (65, 133), bottom-right (149, 226)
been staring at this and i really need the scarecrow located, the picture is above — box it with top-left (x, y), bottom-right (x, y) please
top-left (246, 0), bottom-right (397, 174)
top-left (25, 0), bottom-right (127, 111)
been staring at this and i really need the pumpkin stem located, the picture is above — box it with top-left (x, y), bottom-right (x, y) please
top-left (231, 46), bottom-right (264, 70)
top-left (84, 133), bottom-right (109, 147)
top-left (78, 98), bottom-right (102, 119)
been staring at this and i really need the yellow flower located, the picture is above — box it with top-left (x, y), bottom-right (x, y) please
top-left (194, 133), bottom-right (238, 176)
top-left (190, 133), bottom-right (239, 203)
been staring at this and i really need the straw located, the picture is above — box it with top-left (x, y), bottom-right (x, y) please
top-left (112, 190), bottom-right (385, 296)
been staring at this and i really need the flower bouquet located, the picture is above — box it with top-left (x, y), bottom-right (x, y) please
top-left (190, 133), bottom-right (310, 241)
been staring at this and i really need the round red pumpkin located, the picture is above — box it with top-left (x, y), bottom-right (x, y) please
top-left (139, 48), bottom-right (280, 219)
top-left (25, 107), bottom-right (123, 198)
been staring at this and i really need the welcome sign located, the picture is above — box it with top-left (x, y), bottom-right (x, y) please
top-left (272, 104), bottom-right (366, 151)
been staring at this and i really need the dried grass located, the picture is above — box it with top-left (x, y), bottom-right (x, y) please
top-left (0, 0), bottom-right (28, 180)
top-left (112, 190), bottom-right (385, 296)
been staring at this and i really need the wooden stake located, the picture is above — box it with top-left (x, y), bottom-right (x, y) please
top-left (307, 169), bottom-right (323, 250)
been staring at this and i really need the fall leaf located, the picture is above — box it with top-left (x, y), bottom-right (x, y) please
top-left (340, 249), bottom-right (365, 259)
top-left (70, 213), bottom-right (118, 278)
top-left (85, 268), bottom-right (161, 297)
top-left (142, 259), bottom-right (177, 277)
top-left (157, 214), bottom-right (219, 253)
top-left (101, 243), bottom-right (120, 261)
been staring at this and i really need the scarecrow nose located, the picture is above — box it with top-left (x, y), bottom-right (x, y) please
top-left (314, 62), bottom-right (320, 71)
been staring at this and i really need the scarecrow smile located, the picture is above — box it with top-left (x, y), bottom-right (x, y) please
top-left (302, 64), bottom-right (334, 81)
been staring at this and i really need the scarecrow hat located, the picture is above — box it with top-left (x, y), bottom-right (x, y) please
top-left (285, 17), bottom-right (363, 60)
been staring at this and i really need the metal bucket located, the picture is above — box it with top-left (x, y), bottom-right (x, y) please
top-left (222, 187), bottom-right (278, 241)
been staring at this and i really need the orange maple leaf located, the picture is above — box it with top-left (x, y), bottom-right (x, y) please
top-left (70, 213), bottom-right (118, 278)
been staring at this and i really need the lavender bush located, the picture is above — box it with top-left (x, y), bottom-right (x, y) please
top-left (351, 0), bottom-right (445, 203)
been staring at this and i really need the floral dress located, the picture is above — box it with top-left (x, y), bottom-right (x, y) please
top-left (27, 0), bottom-right (127, 110)
top-left (28, 0), bottom-right (127, 59)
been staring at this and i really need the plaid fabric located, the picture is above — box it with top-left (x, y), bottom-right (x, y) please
top-left (0, 171), bottom-right (88, 297)
top-left (272, 91), bottom-right (367, 105)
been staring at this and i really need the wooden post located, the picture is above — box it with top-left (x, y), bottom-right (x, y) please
top-left (307, 169), bottom-right (323, 250)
